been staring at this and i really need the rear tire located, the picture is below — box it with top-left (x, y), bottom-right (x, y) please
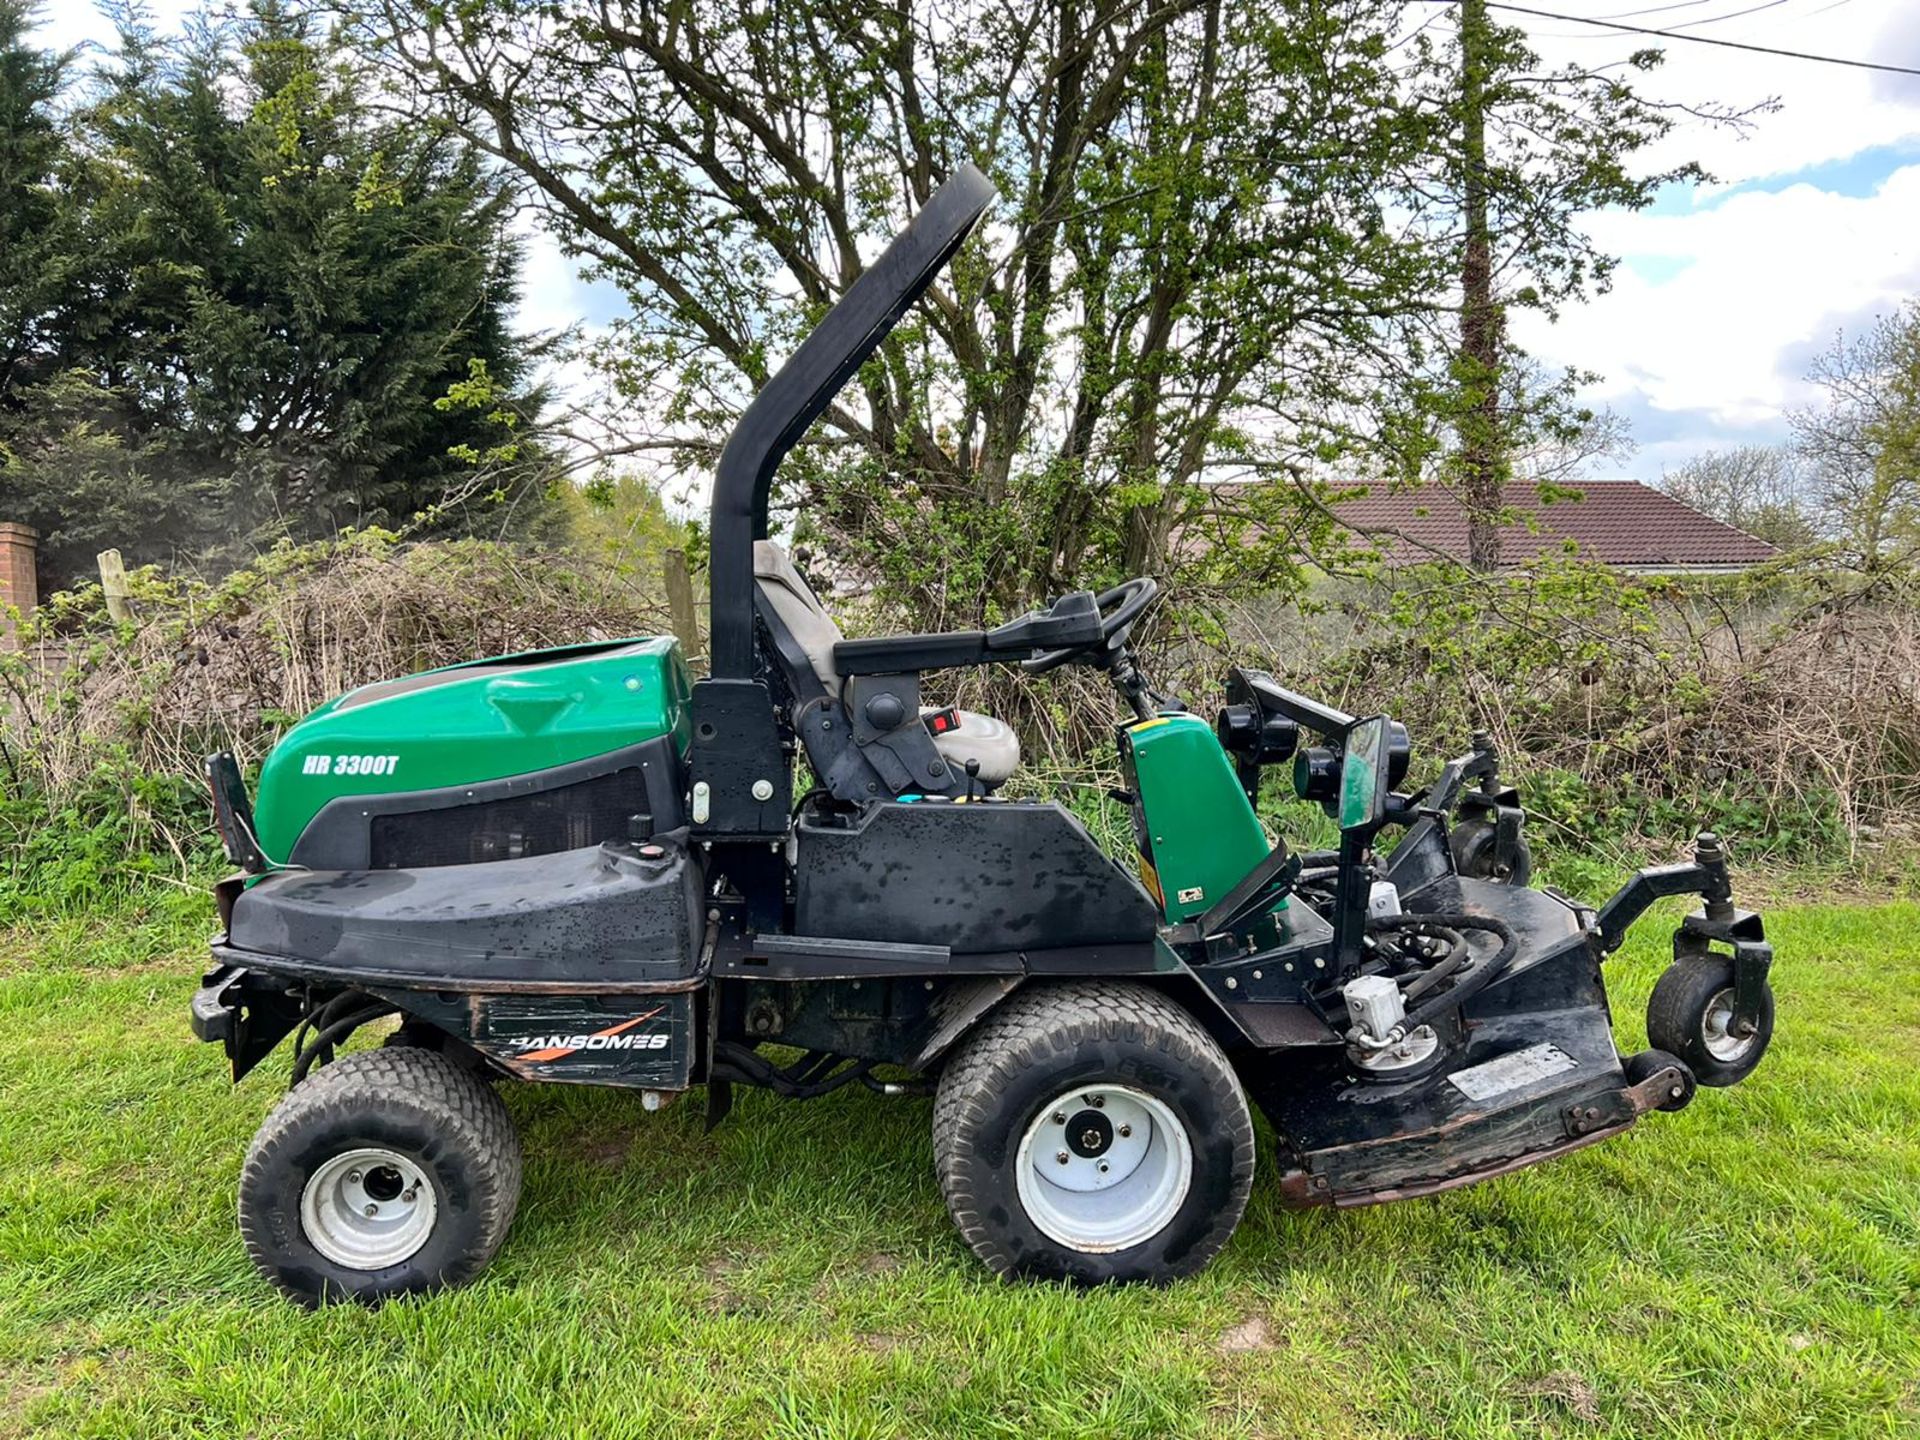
top-left (932, 982), bottom-right (1254, 1285)
top-left (1646, 955), bottom-right (1774, 1088)
top-left (239, 1047), bottom-right (522, 1307)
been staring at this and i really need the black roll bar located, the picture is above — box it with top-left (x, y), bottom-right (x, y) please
top-left (706, 164), bottom-right (998, 679)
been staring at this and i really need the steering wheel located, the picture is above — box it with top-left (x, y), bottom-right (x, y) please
top-left (1022, 576), bottom-right (1160, 674)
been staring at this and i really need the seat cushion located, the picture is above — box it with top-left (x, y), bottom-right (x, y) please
top-left (927, 708), bottom-right (1020, 788)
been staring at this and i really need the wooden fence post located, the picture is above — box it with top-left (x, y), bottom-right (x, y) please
top-left (98, 549), bottom-right (133, 623)
top-left (663, 547), bottom-right (702, 667)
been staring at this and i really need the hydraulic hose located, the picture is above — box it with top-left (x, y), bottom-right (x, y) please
top-left (1366, 912), bottom-right (1519, 1030)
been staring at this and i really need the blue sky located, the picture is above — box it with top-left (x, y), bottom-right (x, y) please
top-left (34, 1), bottom-right (1920, 486)
top-left (1505, 1), bottom-right (1920, 479)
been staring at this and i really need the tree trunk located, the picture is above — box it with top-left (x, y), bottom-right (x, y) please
top-left (1458, 0), bottom-right (1505, 572)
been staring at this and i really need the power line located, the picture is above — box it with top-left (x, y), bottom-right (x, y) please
top-left (1667, 0), bottom-right (1797, 30)
top-left (1451, 1), bottom-right (1920, 76)
top-left (1593, 0), bottom-right (1730, 19)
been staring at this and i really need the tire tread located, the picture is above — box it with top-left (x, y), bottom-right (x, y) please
top-left (239, 1046), bottom-right (521, 1305)
top-left (932, 981), bottom-right (1253, 1282)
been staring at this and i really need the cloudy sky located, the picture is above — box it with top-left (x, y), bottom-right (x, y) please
top-left (33, 1), bottom-right (1920, 484)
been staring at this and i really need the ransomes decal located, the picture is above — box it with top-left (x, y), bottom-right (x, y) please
top-left (514, 1008), bottom-right (666, 1062)
top-left (301, 753), bottom-right (401, 777)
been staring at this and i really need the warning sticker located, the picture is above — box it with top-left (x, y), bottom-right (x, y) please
top-left (1448, 1042), bottom-right (1580, 1102)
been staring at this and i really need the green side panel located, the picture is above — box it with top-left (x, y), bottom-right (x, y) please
top-left (1120, 713), bottom-right (1272, 924)
top-left (252, 637), bottom-right (691, 864)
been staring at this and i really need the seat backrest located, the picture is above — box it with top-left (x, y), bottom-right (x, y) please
top-left (753, 541), bottom-right (842, 698)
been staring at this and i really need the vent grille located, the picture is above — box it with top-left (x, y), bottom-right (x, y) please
top-left (368, 768), bottom-right (649, 869)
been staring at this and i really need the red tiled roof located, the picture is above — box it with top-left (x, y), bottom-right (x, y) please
top-left (1322, 480), bottom-right (1779, 570)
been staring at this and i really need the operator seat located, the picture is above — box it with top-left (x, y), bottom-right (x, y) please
top-left (752, 541), bottom-right (1020, 789)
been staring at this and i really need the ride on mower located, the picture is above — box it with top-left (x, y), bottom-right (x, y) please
top-left (191, 166), bottom-right (1775, 1306)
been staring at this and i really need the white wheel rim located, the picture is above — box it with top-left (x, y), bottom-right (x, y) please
top-left (1014, 1085), bottom-right (1192, 1253)
top-left (299, 1147), bottom-right (437, 1270)
top-left (1702, 988), bottom-right (1757, 1063)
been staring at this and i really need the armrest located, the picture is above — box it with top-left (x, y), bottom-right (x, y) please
top-left (831, 591), bottom-right (1106, 677)
top-left (834, 631), bottom-right (991, 676)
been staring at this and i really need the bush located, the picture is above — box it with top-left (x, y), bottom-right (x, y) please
top-left (1194, 555), bottom-right (1919, 864)
top-left (0, 529), bottom-right (673, 908)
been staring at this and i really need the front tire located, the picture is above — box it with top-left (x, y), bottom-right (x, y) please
top-left (1646, 955), bottom-right (1774, 1087)
top-left (932, 982), bottom-right (1254, 1285)
top-left (238, 1047), bottom-right (522, 1307)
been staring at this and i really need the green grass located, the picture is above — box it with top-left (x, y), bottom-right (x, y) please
top-left (1, 893), bottom-right (1916, 1439)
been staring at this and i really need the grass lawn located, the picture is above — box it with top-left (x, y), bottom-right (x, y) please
top-left (1, 890), bottom-right (1916, 1438)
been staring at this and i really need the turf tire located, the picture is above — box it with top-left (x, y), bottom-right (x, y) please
top-left (1646, 955), bottom-right (1774, 1088)
top-left (239, 1047), bottom-right (522, 1307)
top-left (933, 981), bottom-right (1254, 1285)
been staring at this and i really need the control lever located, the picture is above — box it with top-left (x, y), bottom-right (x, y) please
top-left (964, 758), bottom-right (981, 802)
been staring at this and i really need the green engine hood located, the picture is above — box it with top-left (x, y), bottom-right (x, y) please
top-left (253, 636), bottom-right (691, 864)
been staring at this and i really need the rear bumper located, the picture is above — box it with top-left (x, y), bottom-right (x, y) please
top-left (187, 960), bottom-right (303, 1082)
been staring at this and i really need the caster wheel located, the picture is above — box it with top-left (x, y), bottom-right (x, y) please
top-left (1449, 819), bottom-right (1532, 885)
top-left (1646, 955), bottom-right (1774, 1088)
top-left (1623, 1047), bottom-right (1696, 1111)
top-left (239, 1047), bottom-right (522, 1307)
top-left (933, 981), bottom-right (1254, 1285)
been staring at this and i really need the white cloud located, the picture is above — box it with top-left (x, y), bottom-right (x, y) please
top-left (1504, 2), bottom-right (1920, 476)
top-left (1517, 164), bottom-right (1920, 423)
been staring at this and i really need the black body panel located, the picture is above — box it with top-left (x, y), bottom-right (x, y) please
top-left (225, 836), bottom-right (705, 987)
top-left (289, 736), bottom-right (684, 870)
top-left (793, 800), bottom-right (1159, 954)
top-left (376, 988), bottom-right (699, 1090)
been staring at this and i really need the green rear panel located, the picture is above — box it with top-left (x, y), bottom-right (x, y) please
top-left (1120, 713), bottom-right (1272, 924)
top-left (253, 637), bottom-right (691, 864)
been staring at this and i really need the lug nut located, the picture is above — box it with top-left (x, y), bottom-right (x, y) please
top-left (1118, 1124), bottom-right (1132, 1138)
top-left (1089, 1095), bottom-right (1105, 1108)
top-left (1097, 1161), bottom-right (1110, 1174)
top-left (1052, 1111), bottom-right (1067, 1124)
top-left (1056, 1151), bottom-right (1070, 1165)
top-left (347, 1171), bottom-right (361, 1184)
top-left (364, 1203), bottom-right (379, 1217)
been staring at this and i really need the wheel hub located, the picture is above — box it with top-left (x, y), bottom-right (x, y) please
top-left (1067, 1109), bottom-right (1113, 1159)
top-left (299, 1146), bottom-right (437, 1271)
top-left (1015, 1086), bottom-right (1193, 1253)
top-left (1702, 988), bottom-right (1757, 1062)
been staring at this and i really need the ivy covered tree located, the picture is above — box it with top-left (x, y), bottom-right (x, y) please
top-left (0, 1), bottom-right (549, 589)
top-left (331, 0), bottom-right (1458, 624)
top-left (1397, 0), bottom-right (1749, 568)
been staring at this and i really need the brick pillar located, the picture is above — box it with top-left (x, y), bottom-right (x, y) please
top-left (0, 523), bottom-right (38, 648)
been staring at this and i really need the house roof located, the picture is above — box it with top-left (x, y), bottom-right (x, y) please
top-left (1323, 480), bottom-right (1779, 571)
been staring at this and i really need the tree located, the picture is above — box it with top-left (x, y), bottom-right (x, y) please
top-left (1659, 444), bottom-right (1815, 551)
top-left (327, 0), bottom-right (1732, 616)
top-left (0, 0), bottom-right (74, 413)
top-left (330, 0), bottom-right (1470, 624)
top-left (1791, 303), bottom-right (1920, 567)
top-left (1402, 4), bottom-right (1743, 569)
top-left (0, 2), bottom-right (550, 589)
